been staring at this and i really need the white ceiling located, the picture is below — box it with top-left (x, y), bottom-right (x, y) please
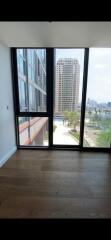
top-left (0, 22), bottom-right (111, 47)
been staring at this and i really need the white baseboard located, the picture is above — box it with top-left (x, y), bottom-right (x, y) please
top-left (0, 146), bottom-right (17, 167)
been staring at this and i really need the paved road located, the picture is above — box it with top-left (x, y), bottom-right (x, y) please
top-left (53, 122), bottom-right (78, 145)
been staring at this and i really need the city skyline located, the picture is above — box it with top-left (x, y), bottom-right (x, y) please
top-left (18, 48), bottom-right (111, 106)
top-left (87, 48), bottom-right (111, 103)
top-left (56, 48), bottom-right (111, 103)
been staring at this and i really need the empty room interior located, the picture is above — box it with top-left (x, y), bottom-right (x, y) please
top-left (1, 21), bottom-right (111, 218)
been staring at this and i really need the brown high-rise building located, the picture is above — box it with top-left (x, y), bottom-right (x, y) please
top-left (55, 58), bottom-right (80, 114)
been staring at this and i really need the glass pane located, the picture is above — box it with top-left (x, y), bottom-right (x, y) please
top-left (19, 117), bottom-right (48, 146)
top-left (17, 49), bottom-right (47, 112)
top-left (28, 66), bottom-right (32, 80)
top-left (18, 78), bottom-right (27, 111)
top-left (29, 85), bottom-right (36, 111)
top-left (53, 48), bottom-right (84, 145)
top-left (83, 48), bottom-right (111, 148)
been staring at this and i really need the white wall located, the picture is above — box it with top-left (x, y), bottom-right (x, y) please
top-left (0, 42), bottom-right (16, 167)
top-left (1, 22), bottom-right (111, 47)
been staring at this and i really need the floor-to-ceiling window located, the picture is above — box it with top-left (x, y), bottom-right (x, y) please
top-left (53, 48), bottom-right (85, 146)
top-left (83, 48), bottom-right (111, 148)
top-left (12, 47), bottom-right (111, 150)
top-left (14, 48), bottom-right (49, 147)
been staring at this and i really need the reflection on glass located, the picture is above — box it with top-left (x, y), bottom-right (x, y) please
top-left (53, 49), bottom-right (84, 145)
top-left (19, 117), bottom-right (48, 146)
top-left (83, 48), bottom-right (111, 148)
top-left (17, 49), bottom-right (46, 112)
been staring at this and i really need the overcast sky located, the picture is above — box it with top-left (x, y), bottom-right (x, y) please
top-left (56, 48), bottom-right (111, 103)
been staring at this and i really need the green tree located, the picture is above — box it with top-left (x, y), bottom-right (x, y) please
top-left (53, 124), bottom-right (57, 132)
top-left (97, 128), bottom-right (111, 147)
top-left (98, 108), bottom-right (101, 114)
top-left (88, 110), bottom-right (92, 123)
top-left (68, 111), bottom-right (79, 131)
top-left (92, 108), bottom-right (101, 128)
top-left (98, 118), bottom-right (111, 131)
top-left (63, 111), bottom-right (79, 130)
top-left (63, 111), bottom-right (69, 126)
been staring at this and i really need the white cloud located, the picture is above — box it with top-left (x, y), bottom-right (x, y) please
top-left (90, 48), bottom-right (110, 57)
top-left (94, 64), bottom-right (105, 69)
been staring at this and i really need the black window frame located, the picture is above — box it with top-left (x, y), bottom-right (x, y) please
top-left (11, 47), bottom-right (51, 149)
top-left (11, 47), bottom-right (111, 152)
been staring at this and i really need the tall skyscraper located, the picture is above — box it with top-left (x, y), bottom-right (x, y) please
top-left (55, 58), bottom-right (80, 114)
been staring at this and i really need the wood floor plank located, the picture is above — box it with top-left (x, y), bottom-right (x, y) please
top-left (0, 150), bottom-right (111, 218)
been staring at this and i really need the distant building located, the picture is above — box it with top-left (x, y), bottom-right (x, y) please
top-left (107, 102), bottom-right (111, 108)
top-left (87, 98), bottom-right (111, 111)
top-left (17, 49), bottom-right (46, 112)
top-left (87, 98), bottom-right (98, 109)
top-left (55, 58), bottom-right (80, 114)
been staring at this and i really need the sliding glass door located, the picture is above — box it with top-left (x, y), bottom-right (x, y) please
top-left (53, 48), bottom-right (85, 146)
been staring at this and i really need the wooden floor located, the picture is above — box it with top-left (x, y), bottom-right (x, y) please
top-left (0, 150), bottom-right (111, 218)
